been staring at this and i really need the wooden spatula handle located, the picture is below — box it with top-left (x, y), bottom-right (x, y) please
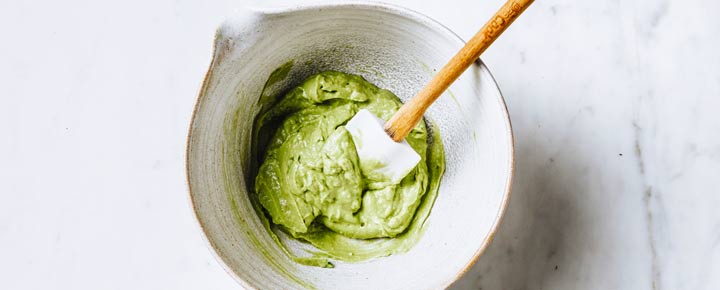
top-left (384, 0), bottom-right (533, 141)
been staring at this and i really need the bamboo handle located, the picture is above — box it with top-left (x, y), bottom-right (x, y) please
top-left (384, 0), bottom-right (533, 141)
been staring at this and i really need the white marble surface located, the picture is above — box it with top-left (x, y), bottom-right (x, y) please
top-left (1, 0), bottom-right (718, 289)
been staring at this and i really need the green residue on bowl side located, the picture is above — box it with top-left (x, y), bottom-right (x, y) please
top-left (257, 60), bottom-right (294, 109)
top-left (357, 66), bottom-right (386, 79)
top-left (222, 91), bottom-right (317, 289)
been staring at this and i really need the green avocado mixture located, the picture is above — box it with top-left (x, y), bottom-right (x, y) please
top-left (252, 71), bottom-right (445, 267)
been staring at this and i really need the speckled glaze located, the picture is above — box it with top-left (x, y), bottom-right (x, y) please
top-left (186, 3), bottom-right (514, 289)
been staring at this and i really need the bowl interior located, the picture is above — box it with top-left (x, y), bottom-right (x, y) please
top-left (187, 4), bottom-right (513, 290)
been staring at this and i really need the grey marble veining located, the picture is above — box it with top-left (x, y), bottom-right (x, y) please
top-left (449, 0), bottom-right (720, 289)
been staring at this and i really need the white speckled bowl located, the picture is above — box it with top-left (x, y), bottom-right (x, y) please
top-left (187, 3), bottom-right (513, 289)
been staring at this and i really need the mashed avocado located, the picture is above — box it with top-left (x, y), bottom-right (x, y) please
top-left (253, 71), bottom-right (444, 267)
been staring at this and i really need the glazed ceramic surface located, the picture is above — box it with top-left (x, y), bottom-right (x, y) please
top-left (186, 3), bottom-right (513, 289)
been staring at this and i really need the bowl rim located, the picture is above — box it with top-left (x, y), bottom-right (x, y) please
top-left (185, 2), bottom-right (515, 289)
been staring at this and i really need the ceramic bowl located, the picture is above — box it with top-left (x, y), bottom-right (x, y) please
top-left (186, 2), bottom-right (514, 289)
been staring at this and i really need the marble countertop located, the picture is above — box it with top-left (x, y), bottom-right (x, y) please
top-left (1, 0), bottom-right (718, 289)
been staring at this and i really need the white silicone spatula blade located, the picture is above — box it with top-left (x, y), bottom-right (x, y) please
top-left (345, 109), bottom-right (421, 183)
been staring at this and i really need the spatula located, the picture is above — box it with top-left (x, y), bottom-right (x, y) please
top-left (346, 0), bottom-right (533, 183)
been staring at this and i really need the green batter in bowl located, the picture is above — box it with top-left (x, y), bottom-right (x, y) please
top-left (253, 71), bottom-right (445, 267)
